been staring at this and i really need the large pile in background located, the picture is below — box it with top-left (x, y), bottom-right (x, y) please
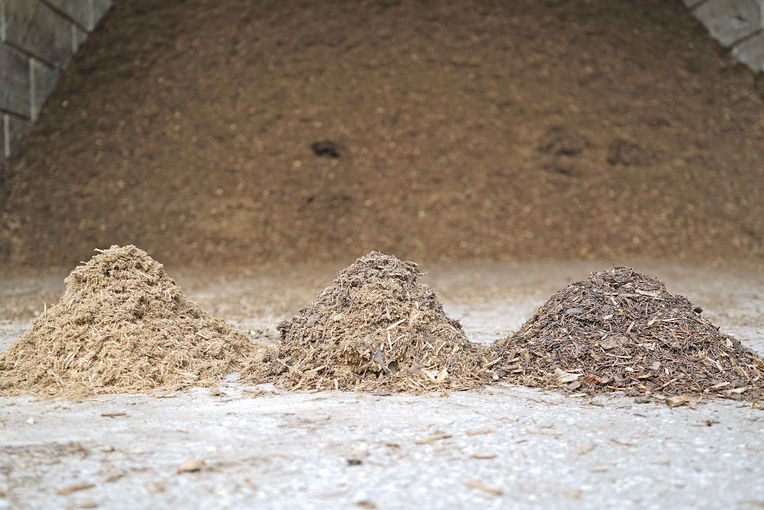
top-left (256, 251), bottom-right (490, 392)
top-left (0, 245), bottom-right (258, 399)
top-left (491, 266), bottom-right (764, 403)
top-left (1, 0), bottom-right (763, 269)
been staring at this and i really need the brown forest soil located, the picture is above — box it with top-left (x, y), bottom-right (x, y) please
top-left (1, 0), bottom-right (763, 269)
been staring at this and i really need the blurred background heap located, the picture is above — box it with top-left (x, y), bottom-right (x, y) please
top-left (1, 0), bottom-right (763, 269)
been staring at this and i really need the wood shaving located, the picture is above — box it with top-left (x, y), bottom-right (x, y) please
top-left (0, 246), bottom-right (260, 399)
top-left (250, 251), bottom-right (492, 392)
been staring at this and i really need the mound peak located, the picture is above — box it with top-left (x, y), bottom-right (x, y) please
top-left (492, 266), bottom-right (763, 403)
top-left (0, 245), bottom-right (257, 399)
top-left (259, 251), bottom-right (490, 392)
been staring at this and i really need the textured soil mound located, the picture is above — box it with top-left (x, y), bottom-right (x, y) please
top-left (257, 251), bottom-right (490, 392)
top-left (0, 245), bottom-right (257, 399)
top-left (1, 0), bottom-right (763, 269)
top-left (491, 267), bottom-right (764, 403)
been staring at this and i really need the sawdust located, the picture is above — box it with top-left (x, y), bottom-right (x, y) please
top-left (0, 245), bottom-right (258, 399)
top-left (491, 266), bottom-right (764, 402)
top-left (252, 251), bottom-right (491, 392)
top-left (2, 1), bottom-right (764, 269)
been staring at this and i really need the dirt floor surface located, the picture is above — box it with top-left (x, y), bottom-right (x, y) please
top-left (0, 262), bottom-right (762, 509)
top-left (1, 0), bottom-right (763, 269)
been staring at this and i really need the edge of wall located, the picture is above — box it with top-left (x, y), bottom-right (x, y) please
top-left (0, 0), bottom-right (112, 165)
top-left (684, 0), bottom-right (764, 72)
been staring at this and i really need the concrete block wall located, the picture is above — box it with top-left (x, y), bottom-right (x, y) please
top-left (0, 0), bottom-right (111, 165)
top-left (685, 0), bottom-right (764, 71)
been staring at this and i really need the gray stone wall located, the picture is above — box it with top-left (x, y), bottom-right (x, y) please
top-left (685, 0), bottom-right (764, 71)
top-left (0, 0), bottom-right (111, 165)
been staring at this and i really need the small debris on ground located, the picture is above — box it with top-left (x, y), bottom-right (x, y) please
top-left (56, 482), bottom-right (95, 496)
top-left (415, 432), bottom-right (452, 445)
top-left (465, 479), bottom-right (503, 496)
top-left (102, 472), bottom-right (124, 483)
top-left (177, 459), bottom-right (205, 474)
top-left (146, 482), bottom-right (166, 493)
top-left (469, 453), bottom-right (498, 460)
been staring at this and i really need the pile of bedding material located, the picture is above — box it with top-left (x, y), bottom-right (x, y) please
top-left (491, 266), bottom-right (763, 403)
top-left (0, 245), bottom-right (258, 399)
top-left (258, 251), bottom-right (491, 392)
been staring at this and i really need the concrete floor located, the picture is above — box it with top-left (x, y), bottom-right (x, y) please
top-left (1, 261), bottom-right (763, 509)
